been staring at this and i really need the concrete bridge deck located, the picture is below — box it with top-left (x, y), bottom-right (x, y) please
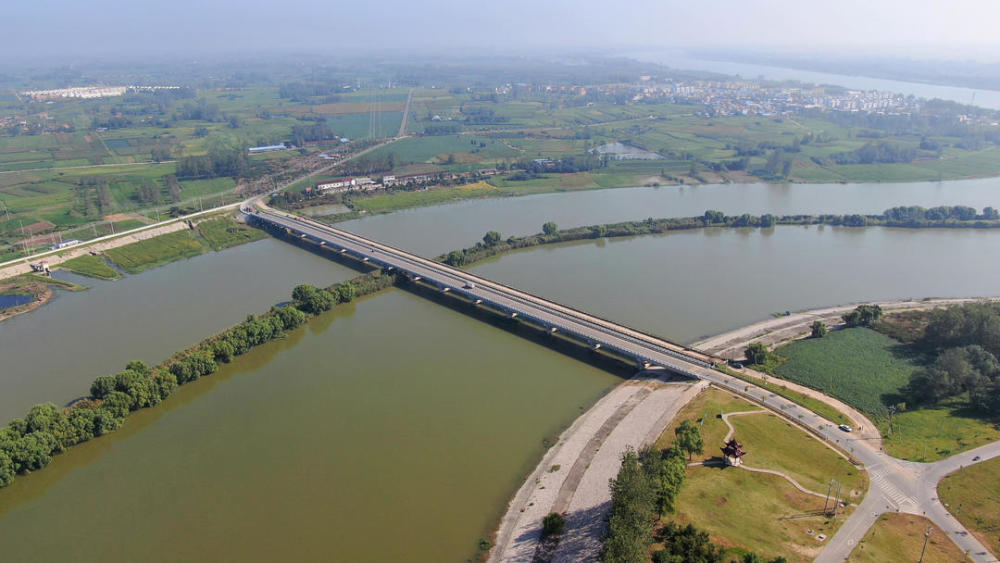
top-left (244, 205), bottom-right (718, 378)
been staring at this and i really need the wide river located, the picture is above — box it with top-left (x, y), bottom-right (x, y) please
top-left (1, 179), bottom-right (999, 560)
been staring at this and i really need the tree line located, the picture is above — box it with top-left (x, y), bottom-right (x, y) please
top-left (0, 269), bottom-right (397, 489)
top-left (177, 146), bottom-right (249, 179)
top-left (438, 207), bottom-right (1000, 270)
top-left (902, 302), bottom-right (1000, 415)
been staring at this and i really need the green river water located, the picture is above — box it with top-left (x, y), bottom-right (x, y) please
top-left (1, 180), bottom-right (1000, 561)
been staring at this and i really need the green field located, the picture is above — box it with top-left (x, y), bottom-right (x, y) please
top-left (774, 328), bottom-right (1000, 461)
top-left (59, 254), bottom-right (122, 280)
top-left (775, 328), bottom-right (923, 418)
top-left (938, 457), bottom-right (1000, 558)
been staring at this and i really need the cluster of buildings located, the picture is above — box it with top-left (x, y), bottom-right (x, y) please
top-left (20, 85), bottom-right (181, 101)
top-left (634, 80), bottom-right (922, 117)
top-left (314, 168), bottom-right (500, 194)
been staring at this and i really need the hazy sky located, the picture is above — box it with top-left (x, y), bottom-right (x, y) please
top-left (4, 0), bottom-right (1000, 62)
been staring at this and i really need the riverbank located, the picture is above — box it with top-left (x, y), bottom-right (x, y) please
top-left (0, 275), bottom-right (85, 322)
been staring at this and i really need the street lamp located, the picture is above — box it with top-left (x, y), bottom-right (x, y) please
top-left (919, 526), bottom-right (933, 563)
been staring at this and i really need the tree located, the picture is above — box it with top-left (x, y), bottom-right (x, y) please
top-left (843, 305), bottom-right (883, 327)
top-left (542, 512), bottom-right (565, 536)
top-left (482, 231), bottom-right (502, 247)
top-left (336, 282), bottom-right (356, 303)
top-left (603, 447), bottom-right (658, 563)
top-left (811, 321), bottom-right (827, 338)
top-left (542, 221), bottom-right (559, 236)
top-left (444, 250), bottom-right (465, 266)
top-left (760, 214), bottom-right (776, 228)
top-left (703, 210), bottom-right (725, 224)
top-left (674, 420), bottom-right (703, 461)
top-left (745, 342), bottom-right (770, 366)
top-left (292, 284), bottom-right (334, 314)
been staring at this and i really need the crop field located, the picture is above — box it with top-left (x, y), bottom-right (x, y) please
top-left (325, 112), bottom-right (403, 140)
top-left (774, 328), bottom-right (923, 418)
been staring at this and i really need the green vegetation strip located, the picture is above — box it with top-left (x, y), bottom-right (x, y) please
top-left (429, 208), bottom-right (1000, 270)
top-left (76, 215), bottom-right (265, 276)
top-left (715, 365), bottom-right (850, 426)
top-left (0, 269), bottom-right (396, 489)
top-left (59, 255), bottom-right (122, 280)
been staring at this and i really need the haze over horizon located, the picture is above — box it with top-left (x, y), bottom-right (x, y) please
top-left (3, 0), bottom-right (1000, 64)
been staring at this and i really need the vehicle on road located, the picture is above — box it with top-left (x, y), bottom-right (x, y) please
top-left (838, 424), bottom-right (853, 432)
top-left (463, 282), bottom-right (476, 289)
top-left (972, 455), bottom-right (981, 461)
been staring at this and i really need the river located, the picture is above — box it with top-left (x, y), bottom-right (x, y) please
top-left (1, 179), bottom-right (999, 560)
top-left (337, 177), bottom-right (1000, 257)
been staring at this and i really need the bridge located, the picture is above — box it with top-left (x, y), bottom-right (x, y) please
top-left (243, 204), bottom-right (720, 379)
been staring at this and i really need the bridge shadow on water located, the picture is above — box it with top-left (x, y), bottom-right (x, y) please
top-left (268, 226), bottom-right (641, 381)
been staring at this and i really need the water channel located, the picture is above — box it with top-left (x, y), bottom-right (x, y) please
top-left (1, 179), bottom-right (999, 560)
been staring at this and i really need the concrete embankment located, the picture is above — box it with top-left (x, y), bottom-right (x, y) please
top-left (490, 375), bottom-right (706, 562)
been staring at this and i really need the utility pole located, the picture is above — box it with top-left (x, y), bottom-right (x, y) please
top-left (823, 479), bottom-right (834, 514)
top-left (919, 526), bottom-right (933, 563)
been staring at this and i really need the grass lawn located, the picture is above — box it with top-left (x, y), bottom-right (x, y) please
top-left (656, 387), bottom-right (756, 461)
top-left (59, 254), bottom-right (122, 280)
top-left (104, 229), bottom-right (206, 274)
top-left (667, 466), bottom-right (850, 563)
top-left (774, 328), bottom-right (923, 418)
top-left (885, 400), bottom-right (1000, 461)
top-left (196, 217), bottom-right (267, 251)
top-left (938, 457), bottom-right (1000, 558)
top-left (849, 513), bottom-right (969, 562)
top-left (729, 413), bottom-right (867, 497)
